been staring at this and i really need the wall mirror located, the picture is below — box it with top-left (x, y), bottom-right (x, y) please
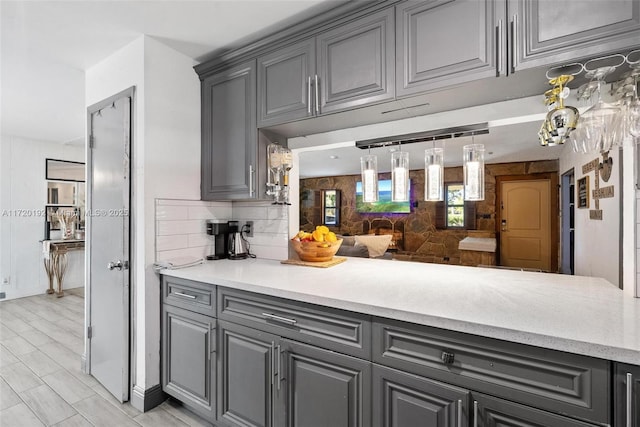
top-left (46, 158), bottom-right (85, 182)
top-left (47, 181), bottom-right (77, 205)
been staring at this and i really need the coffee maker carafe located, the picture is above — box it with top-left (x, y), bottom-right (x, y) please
top-left (206, 220), bottom-right (229, 260)
top-left (227, 221), bottom-right (248, 260)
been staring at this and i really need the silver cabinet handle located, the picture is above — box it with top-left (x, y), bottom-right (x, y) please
top-left (314, 74), bottom-right (319, 113)
top-left (307, 76), bottom-right (312, 114)
top-left (457, 399), bottom-right (463, 427)
top-left (496, 19), bottom-right (503, 76)
top-left (473, 401), bottom-right (478, 427)
top-left (627, 372), bottom-right (633, 427)
top-left (271, 341), bottom-right (277, 385)
top-left (261, 312), bottom-right (297, 325)
top-left (276, 344), bottom-right (282, 391)
top-left (173, 291), bottom-right (196, 299)
top-left (511, 14), bottom-right (518, 73)
top-left (107, 260), bottom-right (128, 271)
top-left (248, 164), bottom-right (254, 197)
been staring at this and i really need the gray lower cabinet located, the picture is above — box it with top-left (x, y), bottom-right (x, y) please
top-left (257, 7), bottom-right (394, 127)
top-left (217, 320), bottom-right (278, 427)
top-left (162, 304), bottom-right (216, 420)
top-left (201, 59), bottom-right (265, 201)
top-left (280, 339), bottom-right (371, 427)
top-left (472, 392), bottom-right (595, 427)
top-left (508, 0), bottom-right (640, 72)
top-left (372, 365), bottom-right (469, 427)
top-left (396, 0), bottom-right (505, 97)
top-left (615, 363), bottom-right (640, 427)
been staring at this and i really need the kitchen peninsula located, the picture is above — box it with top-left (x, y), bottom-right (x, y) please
top-left (161, 258), bottom-right (639, 426)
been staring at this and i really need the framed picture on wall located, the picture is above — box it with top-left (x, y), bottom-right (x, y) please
top-left (577, 176), bottom-right (589, 209)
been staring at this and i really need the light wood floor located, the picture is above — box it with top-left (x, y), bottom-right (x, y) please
top-left (0, 290), bottom-right (212, 427)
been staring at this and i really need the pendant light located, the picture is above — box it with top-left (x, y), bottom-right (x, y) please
top-left (424, 142), bottom-right (444, 201)
top-left (360, 151), bottom-right (378, 202)
top-left (463, 135), bottom-right (485, 201)
top-left (391, 147), bottom-right (409, 202)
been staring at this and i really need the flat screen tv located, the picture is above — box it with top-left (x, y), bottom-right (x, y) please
top-left (356, 179), bottom-right (411, 213)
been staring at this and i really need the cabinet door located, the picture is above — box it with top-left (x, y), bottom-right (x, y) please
top-left (202, 60), bottom-right (257, 200)
top-left (162, 305), bottom-right (216, 420)
top-left (258, 39), bottom-right (315, 127)
top-left (280, 339), bottom-right (371, 427)
top-left (373, 365), bottom-right (469, 427)
top-left (509, 0), bottom-right (640, 72)
top-left (396, 0), bottom-right (505, 97)
top-left (317, 7), bottom-right (395, 114)
top-left (615, 363), bottom-right (640, 427)
top-left (217, 320), bottom-right (278, 427)
top-left (473, 393), bottom-right (598, 427)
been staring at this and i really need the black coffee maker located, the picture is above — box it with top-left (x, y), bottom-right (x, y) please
top-left (206, 220), bottom-right (229, 260)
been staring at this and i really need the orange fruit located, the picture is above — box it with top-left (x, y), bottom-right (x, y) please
top-left (311, 229), bottom-right (325, 242)
top-left (315, 225), bottom-right (329, 235)
top-left (325, 232), bottom-right (337, 243)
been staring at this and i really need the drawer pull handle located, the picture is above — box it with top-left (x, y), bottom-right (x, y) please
top-left (262, 312), bottom-right (297, 325)
top-left (173, 291), bottom-right (196, 300)
top-left (457, 399), bottom-right (462, 427)
top-left (473, 401), bottom-right (478, 427)
top-left (441, 351), bottom-right (455, 364)
top-left (627, 372), bottom-right (633, 427)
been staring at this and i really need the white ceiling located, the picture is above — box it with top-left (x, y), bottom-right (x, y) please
top-left (0, 0), bottom-right (346, 144)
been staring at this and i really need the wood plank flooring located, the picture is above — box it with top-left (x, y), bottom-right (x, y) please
top-left (0, 290), bottom-right (212, 426)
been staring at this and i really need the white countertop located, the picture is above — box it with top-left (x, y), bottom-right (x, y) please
top-left (162, 257), bottom-right (640, 365)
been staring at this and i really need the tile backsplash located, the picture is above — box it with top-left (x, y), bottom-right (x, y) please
top-left (155, 198), bottom-right (289, 262)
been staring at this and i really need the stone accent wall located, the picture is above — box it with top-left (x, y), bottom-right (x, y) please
top-left (300, 160), bottom-right (558, 265)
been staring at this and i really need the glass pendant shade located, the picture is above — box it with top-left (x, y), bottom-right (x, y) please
top-left (463, 144), bottom-right (485, 201)
top-left (391, 151), bottom-right (409, 202)
top-left (360, 154), bottom-right (378, 202)
top-left (424, 148), bottom-right (444, 201)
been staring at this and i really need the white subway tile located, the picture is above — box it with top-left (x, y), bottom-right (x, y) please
top-left (157, 235), bottom-right (189, 251)
top-left (250, 245), bottom-right (288, 261)
top-left (233, 206), bottom-right (268, 220)
top-left (189, 205), bottom-right (233, 220)
top-left (247, 233), bottom-right (289, 247)
top-left (157, 220), bottom-right (204, 236)
top-left (156, 247), bottom-right (208, 261)
top-left (251, 219), bottom-right (288, 234)
top-left (188, 233), bottom-right (214, 248)
top-left (156, 205), bottom-right (189, 221)
top-left (156, 198), bottom-right (203, 206)
top-left (232, 201), bottom-right (273, 208)
top-left (267, 205), bottom-right (289, 220)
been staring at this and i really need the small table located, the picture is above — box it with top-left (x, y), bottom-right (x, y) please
top-left (43, 239), bottom-right (85, 297)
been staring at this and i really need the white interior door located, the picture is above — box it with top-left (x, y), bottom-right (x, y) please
top-left (87, 91), bottom-right (131, 402)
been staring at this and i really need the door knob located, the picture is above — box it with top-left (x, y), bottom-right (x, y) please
top-left (107, 260), bottom-right (128, 271)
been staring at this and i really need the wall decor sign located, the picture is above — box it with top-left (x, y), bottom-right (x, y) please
top-left (581, 151), bottom-right (615, 221)
top-left (577, 176), bottom-right (589, 209)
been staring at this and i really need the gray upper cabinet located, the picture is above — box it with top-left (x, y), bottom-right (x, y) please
top-left (509, 0), bottom-right (640, 72)
top-left (257, 8), bottom-right (394, 127)
top-left (257, 39), bottom-right (316, 127)
top-left (373, 365), bottom-right (469, 427)
top-left (396, 0), bottom-right (506, 97)
top-left (615, 363), bottom-right (640, 427)
top-left (201, 60), bottom-right (259, 200)
top-left (317, 7), bottom-right (395, 114)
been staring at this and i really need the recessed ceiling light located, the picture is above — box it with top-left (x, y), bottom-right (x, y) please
top-left (329, 155), bottom-right (339, 159)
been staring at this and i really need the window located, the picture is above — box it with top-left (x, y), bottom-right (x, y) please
top-left (321, 189), bottom-right (340, 226)
top-left (446, 184), bottom-right (464, 227)
top-left (435, 183), bottom-right (476, 230)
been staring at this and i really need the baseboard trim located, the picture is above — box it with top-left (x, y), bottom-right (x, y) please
top-left (131, 384), bottom-right (166, 412)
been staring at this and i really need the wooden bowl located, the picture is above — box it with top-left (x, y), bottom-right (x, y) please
top-left (290, 238), bottom-right (343, 262)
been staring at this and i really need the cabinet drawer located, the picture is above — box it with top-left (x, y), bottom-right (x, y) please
top-left (373, 319), bottom-right (610, 425)
top-left (218, 287), bottom-right (371, 359)
top-left (162, 276), bottom-right (216, 317)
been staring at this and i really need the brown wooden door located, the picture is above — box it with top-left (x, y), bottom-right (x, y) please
top-left (499, 177), bottom-right (556, 271)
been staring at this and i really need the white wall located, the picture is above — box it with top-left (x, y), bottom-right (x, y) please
top-left (559, 145), bottom-right (622, 287)
top-left (86, 35), bottom-right (201, 407)
top-left (0, 135), bottom-right (85, 300)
